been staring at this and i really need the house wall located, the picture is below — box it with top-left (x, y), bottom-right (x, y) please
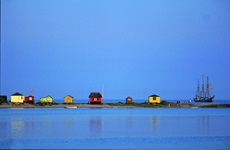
top-left (29, 97), bottom-right (34, 101)
top-left (126, 98), bottom-right (132, 104)
top-left (25, 96), bottom-right (34, 102)
top-left (89, 97), bottom-right (102, 104)
top-left (46, 97), bottom-right (52, 102)
top-left (11, 96), bottom-right (24, 103)
top-left (40, 98), bottom-right (46, 102)
top-left (64, 96), bottom-right (73, 103)
top-left (40, 96), bottom-right (52, 102)
top-left (148, 96), bottom-right (160, 103)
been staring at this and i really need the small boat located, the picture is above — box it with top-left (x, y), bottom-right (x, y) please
top-left (194, 75), bottom-right (215, 102)
top-left (65, 106), bottom-right (77, 109)
top-left (191, 107), bottom-right (198, 108)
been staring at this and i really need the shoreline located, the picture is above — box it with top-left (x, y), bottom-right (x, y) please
top-left (0, 102), bottom-right (230, 108)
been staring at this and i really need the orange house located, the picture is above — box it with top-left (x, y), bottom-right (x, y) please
top-left (64, 95), bottom-right (74, 103)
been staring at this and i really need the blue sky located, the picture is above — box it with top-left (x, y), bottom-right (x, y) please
top-left (1, 0), bottom-right (230, 100)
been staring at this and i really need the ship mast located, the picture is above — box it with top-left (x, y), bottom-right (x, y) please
top-left (206, 75), bottom-right (210, 99)
top-left (195, 78), bottom-right (200, 98)
top-left (194, 75), bottom-right (214, 102)
top-left (201, 75), bottom-right (205, 99)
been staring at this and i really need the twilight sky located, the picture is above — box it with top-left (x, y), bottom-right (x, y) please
top-left (1, 0), bottom-right (230, 100)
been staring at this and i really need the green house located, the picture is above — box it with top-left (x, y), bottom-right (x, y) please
top-left (40, 95), bottom-right (53, 103)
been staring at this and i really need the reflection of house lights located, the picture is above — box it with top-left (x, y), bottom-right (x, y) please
top-left (149, 116), bottom-right (160, 134)
top-left (12, 122), bottom-right (24, 131)
top-left (11, 121), bottom-right (24, 138)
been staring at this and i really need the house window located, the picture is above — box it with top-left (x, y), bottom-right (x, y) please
top-left (153, 97), bottom-right (156, 100)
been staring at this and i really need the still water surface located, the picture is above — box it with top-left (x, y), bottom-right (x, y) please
top-left (0, 108), bottom-right (230, 149)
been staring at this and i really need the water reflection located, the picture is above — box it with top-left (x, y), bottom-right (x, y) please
top-left (25, 121), bottom-right (34, 131)
top-left (149, 116), bottom-right (160, 135)
top-left (0, 108), bottom-right (229, 149)
top-left (11, 121), bottom-right (24, 138)
top-left (198, 116), bottom-right (210, 135)
top-left (126, 116), bottom-right (133, 129)
top-left (41, 117), bottom-right (52, 130)
top-left (124, 116), bottom-right (133, 136)
top-left (89, 116), bottom-right (103, 137)
top-left (64, 117), bottom-right (74, 128)
top-left (147, 115), bottom-right (217, 137)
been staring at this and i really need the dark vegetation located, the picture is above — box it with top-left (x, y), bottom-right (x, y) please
top-left (63, 102), bottom-right (76, 105)
top-left (0, 100), bottom-right (7, 105)
top-left (36, 102), bottom-right (59, 106)
top-left (106, 100), bottom-right (194, 108)
top-left (200, 104), bottom-right (230, 108)
top-left (0, 97), bottom-right (8, 105)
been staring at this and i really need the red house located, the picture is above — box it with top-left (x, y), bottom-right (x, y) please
top-left (24, 95), bottom-right (34, 103)
top-left (89, 92), bottom-right (102, 104)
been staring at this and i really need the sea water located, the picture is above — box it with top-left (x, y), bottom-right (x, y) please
top-left (0, 108), bottom-right (230, 149)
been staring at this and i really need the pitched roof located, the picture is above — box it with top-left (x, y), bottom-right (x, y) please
top-left (40, 95), bottom-right (53, 99)
top-left (12, 92), bottom-right (23, 96)
top-left (89, 92), bottom-right (102, 98)
top-left (149, 94), bottom-right (160, 97)
top-left (25, 95), bottom-right (34, 97)
top-left (64, 95), bottom-right (73, 98)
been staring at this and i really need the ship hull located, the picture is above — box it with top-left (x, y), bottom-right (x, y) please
top-left (193, 96), bottom-right (215, 102)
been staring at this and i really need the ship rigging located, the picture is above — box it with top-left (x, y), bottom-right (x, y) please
top-left (194, 75), bottom-right (215, 102)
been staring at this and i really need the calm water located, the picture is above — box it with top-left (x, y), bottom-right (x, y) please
top-left (0, 108), bottom-right (230, 149)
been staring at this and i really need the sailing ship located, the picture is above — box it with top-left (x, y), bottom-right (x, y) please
top-left (194, 75), bottom-right (215, 102)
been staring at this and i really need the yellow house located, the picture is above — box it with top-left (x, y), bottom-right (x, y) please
top-left (64, 95), bottom-right (73, 103)
top-left (40, 95), bottom-right (53, 103)
top-left (11, 92), bottom-right (24, 103)
top-left (148, 94), bottom-right (160, 103)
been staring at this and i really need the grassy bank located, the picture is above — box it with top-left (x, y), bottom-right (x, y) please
top-left (200, 104), bottom-right (230, 108)
top-left (107, 100), bottom-right (196, 108)
top-left (36, 102), bottom-right (59, 106)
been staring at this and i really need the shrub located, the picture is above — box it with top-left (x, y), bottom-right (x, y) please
top-left (160, 100), bottom-right (168, 105)
top-left (36, 102), bottom-right (59, 106)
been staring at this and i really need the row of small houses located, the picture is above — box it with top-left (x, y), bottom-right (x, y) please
top-left (0, 92), bottom-right (161, 104)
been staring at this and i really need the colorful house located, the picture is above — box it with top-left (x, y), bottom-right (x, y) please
top-left (148, 94), bottom-right (160, 103)
top-left (64, 95), bottom-right (73, 103)
top-left (126, 96), bottom-right (133, 104)
top-left (40, 95), bottom-right (53, 103)
top-left (0, 95), bottom-right (7, 103)
top-left (89, 92), bottom-right (102, 104)
top-left (24, 95), bottom-right (34, 103)
top-left (11, 92), bottom-right (24, 103)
